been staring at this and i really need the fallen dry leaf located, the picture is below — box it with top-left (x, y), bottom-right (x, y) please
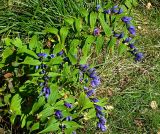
top-left (150, 101), bottom-right (158, 110)
top-left (4, 73), bottom-right (13, 78)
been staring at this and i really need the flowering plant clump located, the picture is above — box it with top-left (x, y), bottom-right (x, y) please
top-left (0, 1), bottom-right (143, 133)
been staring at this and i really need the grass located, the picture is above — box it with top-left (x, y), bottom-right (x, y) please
top-left (97, 4), bottom-right (160, 134)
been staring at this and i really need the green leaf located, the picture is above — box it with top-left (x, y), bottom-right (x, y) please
top-left (65, 17), bottom-right (74, 26)
top-left (38, 122), bottom-right (59, 133)
top-left (75, 18), bottom-right (82, 33)
top-left (48, 56), bottom-right (63, 65)
top-left (125, 0), bottom-right (132, 9)
top-left (10, 94), bottom-right (22, 115)
top-left (48, 84), bottom-right (61, 105)
top-left (107, 37), bottom-right (116, 50)
top-left (48, 72), bottom-right (61, 78)
top-left (21, 114), bottom-right (27, 128)
top-left (90, 11), bottom-right (97, 32)
top-left (82, 35), bottom-right (95, 56)
top-left (79, 55), bottom-right (89, 65)
top-left (21, 56), bottom-right (41, 65)
top-left (12, 37), bottom-right (23, 48)
top-left (53, 43), bottom-right (63, 54)
top-left (30, 97), bottom-right (45, 115)
top-left (17, 46), bottom-right (38, 59)
top-left (29, 35), bottom-right (38, 50)
top-left (4, 94), bottom-right (11, 104)
top-left (31, 122), bottom-right (40, 132)
top-left (5, 37), bottom-right (12, 46)
top-left (60, 27), bottom-right (68, 46)
top-left (78, 92), bottom-right (94, 111)
top-left (79, 8), bottom-right (89, 23)
top-left (38, 106), bottom-right (55, 122)
top-left (63, 121), bottom-right (82, 134)
top-left (2, 47), bottom-right (14, 59)
top-left (44, 27), bottom-right (58, 35)
top-left (118, 43), bottom-right (127, 55)
top-left (96, 35), bottom-right (104, 54)
top-left (10, 114), bottom-right (16, 124)
top-left (98, 12), bottom-right (112, 36)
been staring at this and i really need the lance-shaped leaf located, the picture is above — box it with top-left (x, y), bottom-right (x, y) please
top-left (98, 12), bottom-right (112, 36)
top-left (60, 27), bottom-right (69, 46)
top-left (90, 11), bottom-right (97, 32)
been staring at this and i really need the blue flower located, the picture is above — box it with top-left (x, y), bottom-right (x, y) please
top-left (95, 104), bottom-right (103, 112)
top-left (88, 68), bottom-right (96, 74)
top-left (93, 28), bottom-right (100, 36)
top-left (123, 37), bottom-right (132, 43)
top-left (41, 87), bottom-right (50, 99)
top-left (50, 54), bottom-right (55, 58)
top-left (97, 122), bottom-right (107, 132)
top-left (37, 53), bottom-right (48, 58)
top-left (91, 77), bottom-right (100, 87)
top-left (113, 33), bottom-right (120, 38)
top-left (91, 98), bottom-right (99, 103)
top-left (58, 50), bottom-right (64, 56)
top-left (129, 43), bottom-right (135, 49)
top-left (66, 116), bottom-right (72, 121)
top-left (89, 72), bottom-right (97, 79)
top-left (118, 8), bottom-right (123, 14)
top-left (55, 110), bottom-right (63, 119)
top-left (64, 102), bottom-right (73, 108)
top-left (128, 25), bottom-right (136, 35)
top-left (40, 70), bottom-right (46, 74)
top-left (72, 131), bottom-right (76, 134)
top-left (111, 5), bottom-right (119, 13)
top-left (118, 32), bottom-right (124, 39)
top-left (35, 65), bottom-right (39, 70)
top-left (41, 64), bottom-right (47, 69)
top-left (99, 116), bottom-right (107, 125)
top-left (121, 16), bottom-right (132, 23)
top-left (84, 86), bottom-right (89, 91)
top-left (104, 9), bottom-right (111, 14)
top-left (80, 64), bottom-right (88, 72)
top-left (135, 53), bottom-right (143, 61)
top-left (96, 4), bottom-right (101, 11)
top-left (86, 89), bottom-right (95, 97)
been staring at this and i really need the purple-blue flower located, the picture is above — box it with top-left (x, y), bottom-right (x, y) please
top-left (91, 98), bottom-right (99, 103)
top-left (123, 37), bottom-right (132, 43)
top-left (58, 50), bottom-right (64, 56)
top-left (93, 28), bottom-right (100, 36)
top-left (50, 54), bottom-right (55, 58)
top-left (40, 70), bottom-right (46, 74)
top-left (104, 9), bottom-right (111, 14)
top-left (128, 25), bottom-right (136, 35)
top-left (99, 116), bottom-right (107, 125)
top-left (66, 116), bottom-right (72, 121)
top-left (96, 4), bottom-right (101, 11)
top-left (121, 16), bottom-right (132, 23)
top-left (64, 102), bottom-right (73, 108)
top-left (87, 89), bottom-right (95, 97)
top-left (55, 110), bottom-right (63, 119)
top-left (95, 104), bottom-right (103, 112)
top-left (91, 77), bottom-right (100, 87)
top-left (37, 53), bottom-right (48, 58)
top-left (72, 131), bottom-right (76, 134)
top-left (80, 64), bottom-right (88, 72)
top-left (135, 53), bottom-right (143, 61)
top-left (111, 5), bottom-right (119, 13)
top-left (118, 32), bottom-right (124, 39)
top-left (84, 86), bottom-right (89, 91)
top-left (97, 122), bottom-right (107, 132)
top-left (118, 8), bottom-right (123, 14)
top-left (35, 65), bottom-right (39, 70)
top-left (114, 33), bottom-right (120, 38)
top-left (129, 43), bottom-right (135, 49)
